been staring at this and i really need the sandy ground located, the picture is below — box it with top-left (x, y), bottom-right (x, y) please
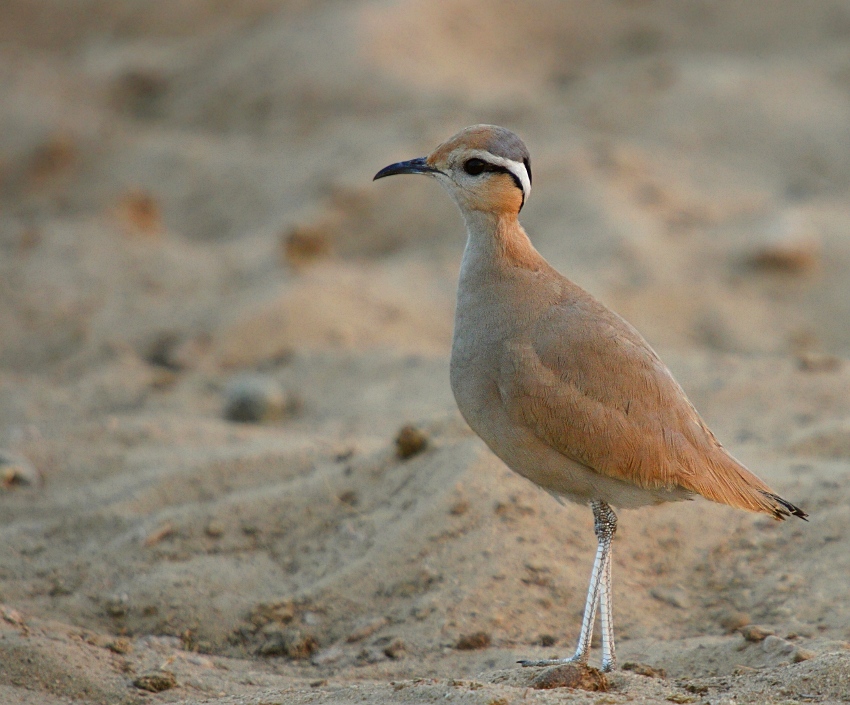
top-left (2, 1), bottom-right (850, 703)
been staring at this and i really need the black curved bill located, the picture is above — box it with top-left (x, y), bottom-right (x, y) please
top-left (373, 157), bottom-right (438, 180)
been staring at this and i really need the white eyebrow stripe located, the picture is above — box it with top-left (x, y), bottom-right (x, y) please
top-left (472, 151), bottom-right (532, 204)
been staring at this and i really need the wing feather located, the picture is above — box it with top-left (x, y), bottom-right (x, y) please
top-left (497, 295), bottom-right (795, 517)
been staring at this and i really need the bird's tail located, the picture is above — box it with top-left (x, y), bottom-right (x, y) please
top-left (687, 450), bottom-right (807, 521)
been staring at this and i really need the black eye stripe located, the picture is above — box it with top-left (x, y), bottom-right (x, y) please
top-left (463, 159), bottom-right (523, 190)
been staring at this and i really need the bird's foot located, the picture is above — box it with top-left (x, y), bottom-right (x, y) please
top-left (600, 657), bottom-right (616, 673)
top-left (518, 655), bottom-right (586, 668)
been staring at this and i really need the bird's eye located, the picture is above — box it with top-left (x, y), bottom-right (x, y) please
top-left (463, 158), bottom-right (487, 176)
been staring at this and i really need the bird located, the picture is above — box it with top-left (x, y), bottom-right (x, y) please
top-left (373, 124), bottom-right (806, 673)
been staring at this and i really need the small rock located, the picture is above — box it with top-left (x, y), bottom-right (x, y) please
top-left (718, 610), bottom-right (751, 633)
top-left (258, 627), bottom-right (318, 659)
top-left (449, 499), bottom-right (470, 515)
top-left (283, 226), bottom-right (332, 268)
top-left (145, 332), bottom-right (184, 370)
top-left (1, 605), bottom-right (26, 626)
top-left (530, 663), bottom-right (608, 691)
top-left (0, 451), bottom-right (39, 488)
top-left (26, 134), bottom-right (76, 183)
top-left (357, 646), bottom-right (388, 663)
top-left (793, 647), bottom-right (816, 662)
top-left (250, 600), bottom-right (295, 627)
top-left (107, 637), bottom-right (132, 654)
top-left (257, 631), bottom-right (288, 657)
top-left (338, 490), bottom-right (358, 507)
top-left (383, 638), bottom-right (406, 659)
top-left (223, 374), bottom-right (291, 423)
top-left (205, 520), bottom-right (225, 538)
top-left (104, 593), bottom-right (130, 618)
top-left (796, 352), bottom-right (842, 373)
top-left (143, 521), bottom-right (176, 547)
top-left (665, 694), bottom-right (697, 704)
top-left (649, 586), bottom-right (690, 609)
top-left (622, 661), bottom-right (667, 678)
top-left (455, 631), bottom-right (491, 650)
top-left (762, 634), bottom-right (796, 655)
top-left (395, 424), bottom-right (428, 459)
top-left (133, 670), bottom-right (176, 693)
top-left (741, 624), bottom-right (775, 642)
top-left (117, 188), bottom-right (162, 237)
top-left (746, 209), bottom-right (820, 274)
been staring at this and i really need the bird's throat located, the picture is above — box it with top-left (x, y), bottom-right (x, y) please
top-left (461, 210), bottom-right (543, 275)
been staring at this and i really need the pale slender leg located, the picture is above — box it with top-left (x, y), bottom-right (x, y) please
top-left (520, 501), bottom-right (618, 671)
top-left (599, 531), bottom-right (616, 671)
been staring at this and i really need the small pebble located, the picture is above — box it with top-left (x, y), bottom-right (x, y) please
top-left (338, 490), bottom-right (358, 507)
top-left (740, 624), bottom-right (774, 642)
top-left (796, 352), bottom-right (842, 373)
top-left (1, 605), bottom-right (25, 626)
top-left (145, 332), bottom-right (183, 370)
top-left (455, 631), bottom-right (491, 650)
top-left (649, 586), bottom-right (690, 609)
top-left (205, 520), bottom-right (225, 538)
top-left (762, 634), bottom-right (795, 655)
top-left (449, 499), bottom-right (469, 515)
top-left (133, 670), bottom-right (176, 693)
top-left (104, 593), bottom-right (130, 618)
top-left (117, 188), bottom-right (162, 237)
top-left (395, 424), bottom-right (428, 459)
top-left (747, 209), bottom-right (820, 274)
top-left (358, 646), bottom-right (388, 663)
top-left (0, 451), bottom-right (39, 488)
top-left (665, 694), bottom-right (697, 704)
top-left (793, 647), bottom-right (816, 662)
top-left (383, 638), bottom-right (406, 659)
top-left (258, 627), bottom-right (318, 659)
top-left (223, 374), bottom-right (290, 423)
top-left (107, 637), bottom-right (132, 654)
top-left (283, 226), bottom-right (332, 268)
top-left (530, 663), bottom-right (607, 691)
top-left (622, 661), bottom-right (667, 678)
top-left (718, 610), bottom-right (751, 633)
top-left (143, 521), bottom-right (176, 547)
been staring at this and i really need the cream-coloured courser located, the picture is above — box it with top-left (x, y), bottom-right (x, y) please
top-left (374, 125), bottom-right (806, 672)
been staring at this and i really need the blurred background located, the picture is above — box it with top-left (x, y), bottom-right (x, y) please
top-left (1, 1), bottom-right (850, 702)
top-left (4, 0), bottom-right (850, 371)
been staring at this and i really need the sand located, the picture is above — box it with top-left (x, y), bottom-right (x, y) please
top-left (2, 1), bottom-right (850, 703)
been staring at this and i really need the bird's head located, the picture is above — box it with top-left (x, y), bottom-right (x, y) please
top-left (374, 124), bottom-right (532, 217)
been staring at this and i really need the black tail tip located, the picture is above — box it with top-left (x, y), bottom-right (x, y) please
top-left (761, 491), bottom-right (808, 521)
